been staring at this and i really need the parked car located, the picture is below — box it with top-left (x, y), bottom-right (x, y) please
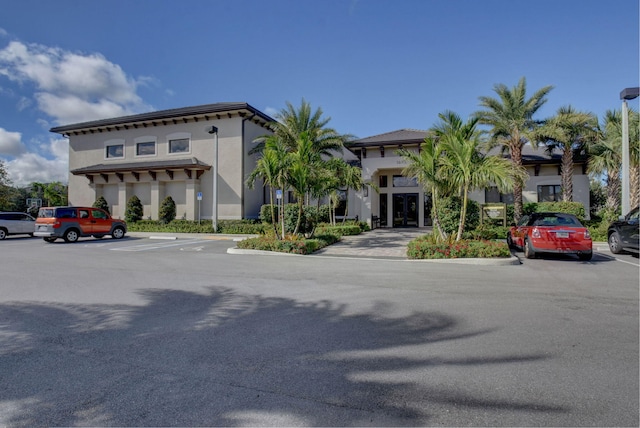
top-left (507, 212), bottom-right (592, 260)
top-left (607, 207), bottom-right (639, 254)
top-left (34, 206), bottom-right (126, 243)
top-left (0, 212), bottom-right (36, 239)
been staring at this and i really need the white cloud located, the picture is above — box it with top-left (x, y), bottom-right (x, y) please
top-left (4, 137), bottom-right (69, 186)
top-left (0, 40), bottom-right (152, 124)
top-left (0, 127), bottom-right (27, 156)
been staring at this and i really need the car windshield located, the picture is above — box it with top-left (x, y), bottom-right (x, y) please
top-left (38, 208), bottom-right (55, 218)
top-left (533, 214), bottom-right (581, 227)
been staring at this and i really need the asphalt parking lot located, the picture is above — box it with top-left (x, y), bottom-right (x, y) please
top-left (1, 234), bottom-right (638, 426)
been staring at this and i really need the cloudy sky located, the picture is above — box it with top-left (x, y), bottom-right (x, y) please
top-left (0, 0), bottom-right (638, 187)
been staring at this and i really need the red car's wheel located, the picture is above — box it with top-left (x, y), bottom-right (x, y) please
top-left (524, 238), bottom-right (536, 259)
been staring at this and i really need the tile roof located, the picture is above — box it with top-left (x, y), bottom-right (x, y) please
top-left (70, 157), bottom-right (210, 175)
top-left (51, 102), bottom-right (274, 134)
top-left (349, 129), bottom-right (429, 147)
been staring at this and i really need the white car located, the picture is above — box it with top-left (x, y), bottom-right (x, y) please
top-left (0, 212), bottom-right (36, 239)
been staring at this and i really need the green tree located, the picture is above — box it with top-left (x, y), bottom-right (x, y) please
top-left (628, 108), bottom-right (640, 208)
top-left (0, 160), bottom-right (13, 210)
top-left (246, 136), bottom-right (290, 238)
top-left (589, 110), bottom-right (623, 213)
top-left (435, 111), bottom-right (520, 241)
top-left (476, 77), bottom-right (553, 221)
top-left (92, 196), bottom-right (110, 213)
top-left (125, 195), bottom-right (144, 223)
top-left (536, 106), bottom-right (598, 202)
top-left (397, 135), bottom-right (448, 240)
top-left (159, 196), bottom-right (176, 224)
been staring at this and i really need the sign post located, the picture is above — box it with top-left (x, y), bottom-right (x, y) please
top-left (197, 192), bottom-right (202, 224)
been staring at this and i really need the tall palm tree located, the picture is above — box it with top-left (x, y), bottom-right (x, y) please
top-left (589, 110), bottom-right (623, 213)
top-left (246, 136), bottom-right (290, 238)
top-left (287, 131), bottom-right (323, 235)
top-left (476, 77), bottom-right (553, 221)
top-left (536, 105), bottom-right (598, 202)
top-left (397, 134), bottom-right (447, 240)
top-left (436, 112), bottom-right (519, 240)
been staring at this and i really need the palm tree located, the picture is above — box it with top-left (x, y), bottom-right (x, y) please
top-left (536, 106), bottom-right (598, 202)
top-left (287, 131), bottom-right (323, 235)
top-left (589, 110), bottom-right (623, 213)
top-left (476, 77), bottom-right (553, 221)
top-left (397, 134), bottom-right (448, 240)
top-left (436, 112), bottom-right (519, 240)
top-left (246, 136), bottom-right (290, 238)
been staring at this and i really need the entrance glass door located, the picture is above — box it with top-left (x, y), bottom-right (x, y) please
top-left (392, 193), bottom-right (418, 227)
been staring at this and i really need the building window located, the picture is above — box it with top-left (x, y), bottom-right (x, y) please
top-left (485, 186), bottom-right (514, 204)
top-left (392, 175), bottom-right (417, 187)
top-left (136, 141), bottom-right (156, 156)
top-left (538, 185), bottom-right (561, 202)
top-left (379, 175), bottom-right (388, 188)
top-left (105, 143), bottom-right (124, 159)
top-left (169, 138), bottom-right (190, 154)
top-left (380, 146), bottom-right (385, 158)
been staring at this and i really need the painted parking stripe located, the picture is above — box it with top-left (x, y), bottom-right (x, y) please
top-left (110, 239), bottom-right (208, 252)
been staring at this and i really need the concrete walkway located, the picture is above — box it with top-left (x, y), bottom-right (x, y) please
top-left (312, 227), bottom-right (430, 259)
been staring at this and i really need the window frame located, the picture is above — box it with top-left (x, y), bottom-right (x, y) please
top-left (104, 139), bottom-right (125, 160)
top-left (167, 132), bottom-right (191, 155)
top-left (134, 136), bottom-right (157, 157)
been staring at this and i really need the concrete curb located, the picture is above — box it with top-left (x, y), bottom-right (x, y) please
top-left (227, 246), bottom-right (522, 265)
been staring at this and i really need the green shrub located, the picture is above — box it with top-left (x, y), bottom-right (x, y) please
top-left (159, 196), bottom-right (176, 224)
top-left (92, 196), bottom-right (110, 213)
top-left (236, 232), bottom-right (340, 254)
top-left (437, 196), bottom-right (480, 235)
top-left (534, 201), bottom-right (585, 221)
top-left (315, 224), bottom-right (361, 236)
top-left (407, 235), bottom-right (511, 259)
top-left (125, 195), bottom-right (143, 223)
top-left (464, 224), bottom-right (509, 240)
top-left (218, 220), bottom-right (266, 234)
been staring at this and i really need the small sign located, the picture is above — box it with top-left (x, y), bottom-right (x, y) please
top-left (197, 192), bottom-right (203, 201)
top-left (276, 189), bottom-right (282, 200)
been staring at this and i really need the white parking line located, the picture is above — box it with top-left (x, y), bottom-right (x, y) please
top-left (110, 239), bottom-right (208, 252)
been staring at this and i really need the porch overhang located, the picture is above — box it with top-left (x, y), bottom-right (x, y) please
top-left (70, 157), bottom-right (211, 184)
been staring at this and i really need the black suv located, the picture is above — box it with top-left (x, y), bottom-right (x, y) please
top-left (607, 207), bottom-right (639, 254)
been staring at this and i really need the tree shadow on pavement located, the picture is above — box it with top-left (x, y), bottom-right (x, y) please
top-left (0, 287), bottom-right (565, 426)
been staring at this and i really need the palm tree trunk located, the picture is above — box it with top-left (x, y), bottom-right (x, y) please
top-left (456, 186), bottom-right (469, 241)
top-left (561, 149), bottom-right (574, 201)
top-left (630, 165), bottom-right (640, 209)
top-left (431, 187), bottom-right (447, 241)
top-left (269, 188), bottom-right (279, 239)
top-left (293, 199), bottom-right (304, 235)
top-left (606, 169), bottom-right (621, 212)
top-left (511, 143), bottom-right (524, 222)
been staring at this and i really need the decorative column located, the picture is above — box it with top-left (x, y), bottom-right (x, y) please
top-left (185, 179), bottom-right (198, 221)
top-left (150, 181), bottom-right (164, 221)
top-left (117, 182), bottom-right (132, 219)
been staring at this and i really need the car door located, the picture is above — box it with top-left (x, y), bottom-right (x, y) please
top-left (619, 208), bottom-right (639, 248)
top-left (18, 213), bottom-right (35, 234)
top-left (90, 209), bottom-right (112, 235)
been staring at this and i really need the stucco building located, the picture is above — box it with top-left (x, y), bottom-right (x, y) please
top-left (348, 129), bottom-right (591, 228)
top-left (51, 103), bottom-right (273, 221)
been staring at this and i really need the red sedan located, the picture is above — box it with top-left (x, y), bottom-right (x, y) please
top-left (507, 212), bottom-right (592, 261)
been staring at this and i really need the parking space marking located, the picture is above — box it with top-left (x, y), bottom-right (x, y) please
top-left (110, 239), bottom-right (209, 252)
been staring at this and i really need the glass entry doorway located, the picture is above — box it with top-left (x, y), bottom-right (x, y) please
top-left (393, 193), bottom-right (419, 227)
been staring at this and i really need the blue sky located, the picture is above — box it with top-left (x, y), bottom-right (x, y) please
top-left (0, 0), bottom-right (638, 186)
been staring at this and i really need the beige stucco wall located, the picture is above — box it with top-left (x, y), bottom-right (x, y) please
top-left (66, 116), bottom-right (267, 220)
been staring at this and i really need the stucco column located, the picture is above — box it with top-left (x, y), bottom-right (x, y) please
top-left (150, 181), bottom-right (164, 221)
top-left (185, 179), bottom-right (198, 221)
top-left (117, 182), bottom-right (132, 220)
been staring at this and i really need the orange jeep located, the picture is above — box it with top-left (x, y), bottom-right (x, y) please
top-left (34, 206), bottom-right (127, 243)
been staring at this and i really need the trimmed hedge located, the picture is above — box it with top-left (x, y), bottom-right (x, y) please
top-left (236, 233), bottom-right (340, 255)
top-left (315, 224), bottom-right (362, 236)
top-left (127, 219), bottom-right (266, 234)
top-left (407, 235), bottom-right (511, 259)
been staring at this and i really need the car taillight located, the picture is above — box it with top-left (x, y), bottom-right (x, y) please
top-left (584, 229), bottom-right (591, 239)
top-left (53, 221), bottom-right (61, 229)
top-left (532, 228), bottom-right (541, 238)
